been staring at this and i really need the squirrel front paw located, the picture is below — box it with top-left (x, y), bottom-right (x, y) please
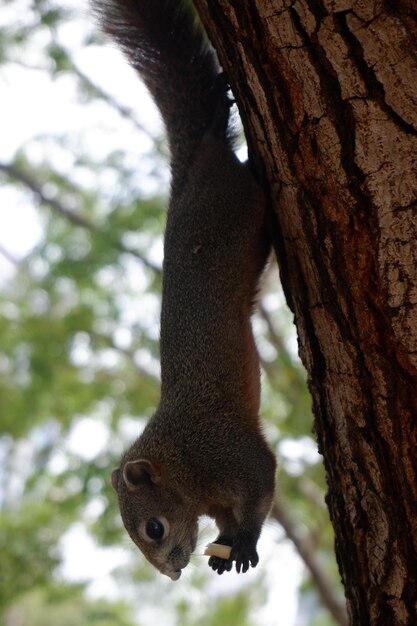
top-left (208, 533), bottom-right (259, 575)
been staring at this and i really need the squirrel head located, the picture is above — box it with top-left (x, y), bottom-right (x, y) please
top-left (111, 459), bottom-right (198, 580)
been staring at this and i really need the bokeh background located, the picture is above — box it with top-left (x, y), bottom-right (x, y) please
top-left (0, 1), bottom-right (345, 624)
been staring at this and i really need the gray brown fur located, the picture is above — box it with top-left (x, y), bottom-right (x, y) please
top-left (93, 0), bottom-right (276, 579)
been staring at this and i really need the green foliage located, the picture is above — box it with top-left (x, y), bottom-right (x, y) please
top-left (0, 502), bottom-right (60, 606)
top-left (0, 1), bottom-right (345, 625)
top-left (5, 585), bottom-right (137, 626)
top-left (175, 588), bottom-right (261, 626)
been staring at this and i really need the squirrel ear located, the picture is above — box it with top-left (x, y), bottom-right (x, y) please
top-left (123, 459), bottom-right (162, 490)
top-left (111, 468), bottom-right (121, 492)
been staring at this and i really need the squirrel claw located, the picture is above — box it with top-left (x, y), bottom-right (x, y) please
top-left (231, 537), bottom-right (259, 574)
top-left (209, 555), bottom-right (233, 575)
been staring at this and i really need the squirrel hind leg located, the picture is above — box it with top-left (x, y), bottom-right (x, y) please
top-left (209, 73), bottom-right (235, 142)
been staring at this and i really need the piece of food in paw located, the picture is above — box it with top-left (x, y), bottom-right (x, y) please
top-left (204, 542), bottom-right (232, 560)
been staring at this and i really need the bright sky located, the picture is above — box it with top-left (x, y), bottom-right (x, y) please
top-left (0, 0), bottom-right (161, 275)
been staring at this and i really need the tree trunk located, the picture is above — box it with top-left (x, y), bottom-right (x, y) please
top-left (194, 1), bottom-right (417, 624)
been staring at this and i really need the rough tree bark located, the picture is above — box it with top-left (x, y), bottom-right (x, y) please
top-left (193, 1), bottom-right (417, 624)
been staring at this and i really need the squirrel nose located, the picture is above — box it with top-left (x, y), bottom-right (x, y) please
top-left (167, 569), bottom-right (182, 581)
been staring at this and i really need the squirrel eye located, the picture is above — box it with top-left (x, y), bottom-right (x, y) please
top-left (146, 517), bottom-right (164, 541)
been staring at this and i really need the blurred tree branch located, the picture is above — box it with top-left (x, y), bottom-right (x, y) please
top-left (271, 499), bottom-right (348, 626)
top-left (0, 161), bottom-right (161, 273)
top-left (70, 60), bottom-right (154, 139)
top-left (259, 302), bottom-right (305, 386)
top-left (7, 53), bottom-right (156, 140)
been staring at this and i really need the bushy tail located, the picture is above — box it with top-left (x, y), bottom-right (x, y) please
top-left (92, 0), bottom-right (231, 184)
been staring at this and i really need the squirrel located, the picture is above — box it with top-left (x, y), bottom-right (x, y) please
top-left (92, 0), bottom-right (276, 580)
